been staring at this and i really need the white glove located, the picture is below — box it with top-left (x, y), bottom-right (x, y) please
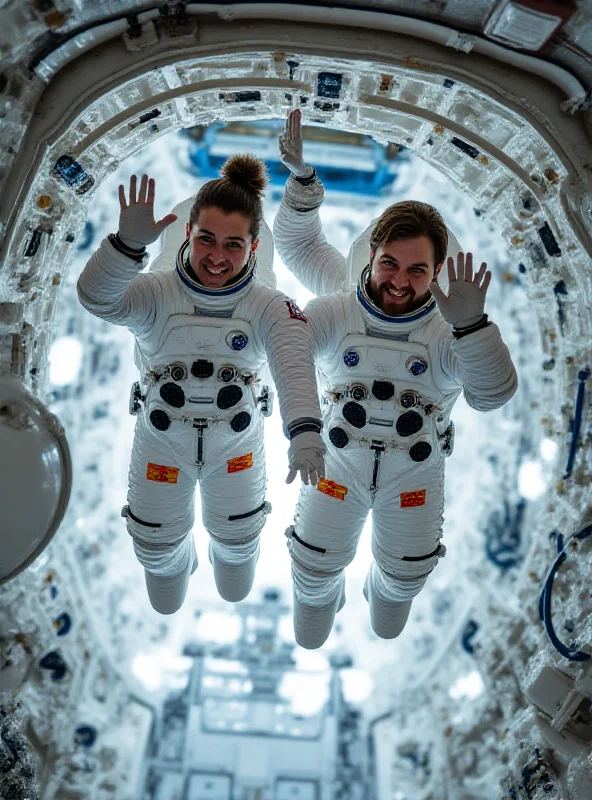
top-left (118, 174), bottom-right (177, 249)
top-left (286, 431), bottom-right (326, 486)
top-left (429, 252), bottom-right (492, 328)
top-left (279, 109), bottom-right (314, 179)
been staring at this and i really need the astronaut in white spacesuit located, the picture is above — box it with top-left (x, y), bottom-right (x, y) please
top-left (274, 110), bottom-right (518, 648)
top-left (78, 155), bottom-right (325, 615)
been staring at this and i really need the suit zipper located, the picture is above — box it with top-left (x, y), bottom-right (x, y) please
top-left (369, 440), bottom-right (386, 497)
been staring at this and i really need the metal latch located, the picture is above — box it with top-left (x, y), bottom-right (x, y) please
top-left (258, 385), bottom-right (274, 417)
top-left (129, 381), bottom-right (145, 415)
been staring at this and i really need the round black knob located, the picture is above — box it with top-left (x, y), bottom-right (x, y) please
top-left (217, 385), bottom-right (243, 409)
top-left (342, 401), bottom-right (367, 429)
top-left (160, 382), bottom-right (185, 408)
top-left (396, 410), bottom-right (423, 437)
top-left (329, 427), bottom-right (349, 449)
top-left (230, 411), bottom-right (251, 432)
top-left (409, 441), bottom-right (432, 462)
top-left (150, 410), bottom-right (171, 431)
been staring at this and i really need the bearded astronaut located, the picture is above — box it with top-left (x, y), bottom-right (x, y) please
top-left (78, 155), bottom-right (325, 615)
top-left (273, 109), bottom-right (518, 649)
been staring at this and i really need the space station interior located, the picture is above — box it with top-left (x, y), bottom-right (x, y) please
top-left (0, 1), bottom-right (591, 799)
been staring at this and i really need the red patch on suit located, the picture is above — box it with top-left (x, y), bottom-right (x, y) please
top-left (286, 300), bottom-right (308, 322)
top-left (317, 478), bottom-right (348, 501)
top-left (147, 462), bottom-right (179, 483)
top-left (227, 453), bottom-right (253, 473)
top-left (400, 490), bottom-right (426, 508)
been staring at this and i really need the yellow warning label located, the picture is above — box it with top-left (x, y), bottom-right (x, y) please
top-left (228, 453), bottom-right (253, 473)
top-left (147, 462), bottom-right (179, 483)
top-left (400, 489), bottom-right (426, 508)
top-left (317, 478), bottom-right (348, 501)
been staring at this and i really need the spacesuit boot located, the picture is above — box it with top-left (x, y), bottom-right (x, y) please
top-left (363, 577), bottom-right (412, 640)
top-left (144, 540), bottom-right (198, 616)
top-left (209, 541), bottom-right (260, 603)
top-left (293, 583), bottom-right (345, 650)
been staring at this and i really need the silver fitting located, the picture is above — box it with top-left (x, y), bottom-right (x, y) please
top-left (168, 362), bottom-right (187, 382)
top-left (349, 383), bottom-right (368, 401)
top-left (218, 365), bottom-right (238, 383)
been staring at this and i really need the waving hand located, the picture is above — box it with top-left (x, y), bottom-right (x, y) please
top-left (429, 252), bottom-right (492, 328)
top-left (279, 109), bottom-right (313, 179)
top-left (118, 174), bottom-right (177, 250)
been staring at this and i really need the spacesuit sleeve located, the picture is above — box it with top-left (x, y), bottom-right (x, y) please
top-left (258, 294), bottom-right (323, 430)
top-left (301, 296), bottom-right (339, 361)
top-left (273, 175), bottom-right (347, 297)
top-left (77, 237), bottom-right (158, 339)
top-left (440, 322), bottom-right (518, 411)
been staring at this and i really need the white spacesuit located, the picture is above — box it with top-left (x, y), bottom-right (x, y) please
top-left (78, 194), bottom-right (323, 615)
top-left (274, 174), bottom-right (519, 648)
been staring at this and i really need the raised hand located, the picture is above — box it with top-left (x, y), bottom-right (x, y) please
top-left (429, 252), bottom-right (492, 328)
top-left (118, 174), bottom-right (178, 250)
top-left (279, 109), bottom-right (314, 178)
top-left (286, 431), bottom-right (326, 486)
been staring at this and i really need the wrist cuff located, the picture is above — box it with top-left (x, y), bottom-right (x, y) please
top-left (287, 418), bottom-right (322, 439)
top-left (109, 233), bottom-right (146, 261)
top-left (294, 168), bottom-right (317, 186)
top-left (452, 314), bottom-right (490, 339)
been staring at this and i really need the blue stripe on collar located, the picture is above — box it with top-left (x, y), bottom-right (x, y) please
top-left (175, 241), bottom-right (254, 297)
top-left (356, 283), bottom-right (437, 324)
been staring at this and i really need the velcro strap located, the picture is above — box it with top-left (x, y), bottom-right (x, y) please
top-left (402, 544), bottom-right (442, 561)
top-left (452, 314), bottom-right (490, 339)
top-left (228, 501), bottom-right (268, 521)
top-left (122, 505), bottom-right (161, 528)
top-left (288, 417), bottom-right (322, 439)
top-left (108, 232), bottom-right (146, 261)
top-left (293, 168), bottom-right (317, 186)
top-left (292, 531), bottom-right (327, 554)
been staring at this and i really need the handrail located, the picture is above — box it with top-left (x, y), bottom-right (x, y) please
top-left (538, 522), bottom-right (592, 662)
top-left (563, 368), bottom-right (590, 478)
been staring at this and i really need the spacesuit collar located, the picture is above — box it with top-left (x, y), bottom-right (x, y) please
top-left (175, 240), bottom-right (255, 299)
top-left (357, 266), bottom-right (438, 332)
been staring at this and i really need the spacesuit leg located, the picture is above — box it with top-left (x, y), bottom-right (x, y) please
top-left (289, 449), bottom-right (369, 649)
top-left (125, 416), bottom-right (198, 615)
top-left (367, 460), bottom-right (446, 639)
top-left (200, 424), bottom-right (268, 603)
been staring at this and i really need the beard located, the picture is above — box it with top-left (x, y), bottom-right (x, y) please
top-left (368, 279), bottom-right (432, 317)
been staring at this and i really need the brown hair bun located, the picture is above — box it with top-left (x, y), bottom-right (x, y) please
top-left (221, 154), bottom-right (268, 196)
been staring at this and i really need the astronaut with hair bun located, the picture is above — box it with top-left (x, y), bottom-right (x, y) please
top-left (274, 110), bottom-right (518, 649)
top-left (78, 154), bottom-right (325, 615)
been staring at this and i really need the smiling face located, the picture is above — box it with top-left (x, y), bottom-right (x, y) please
top-left (369, 235), bottom-right (443, 316)
top-left (185, 207), bottom-right (258, 288)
